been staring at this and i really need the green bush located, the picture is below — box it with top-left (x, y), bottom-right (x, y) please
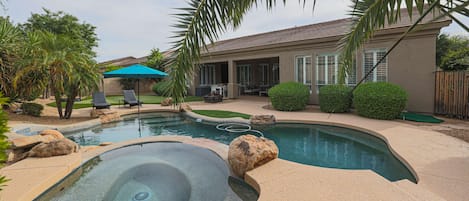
top-left (440, 48), bottom-right (469, 71)
top-left (0, 95), bottom-right (10, 189)
top-left (152, 80), bottom-right (170, 96)
top-left (268, 82), bottom-right (310, 111)
top-left (319, 85), bottom-right (352, 113)
top-left (353, 82), bottom-right (407, 120)
top-left (21, 102), bottom-right (44, 117)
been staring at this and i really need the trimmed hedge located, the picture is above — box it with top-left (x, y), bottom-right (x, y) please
top-left (319, 85), bottom-right (352, 113)
top-left (353, 82), bottom-right (407, 120)
top-left (21, 102), bottom-right (44, 117)
top-left (152, 81), bottom-right (170, 96)
top-left (268, 82), bottom-right (310, 111)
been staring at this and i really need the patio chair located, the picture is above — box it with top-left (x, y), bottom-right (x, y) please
top-left (92, 92), bottom-right (111, 109)
top-left (123, 90), bottom-right (143, 108)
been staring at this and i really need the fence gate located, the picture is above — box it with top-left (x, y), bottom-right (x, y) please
top-left (435, 71), bottom-right (469, 119)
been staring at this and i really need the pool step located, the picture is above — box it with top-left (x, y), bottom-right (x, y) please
top-left (142, 117), bottom-right (183, 125)
top-left (145, 121), bottom-right (187, 128)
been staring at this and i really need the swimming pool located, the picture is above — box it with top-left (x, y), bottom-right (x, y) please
top-left (37, 142), bottom-right (258, 201)
top-left (67, 112), bottom-right (416, 182)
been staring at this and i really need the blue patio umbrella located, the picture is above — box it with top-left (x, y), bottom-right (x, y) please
top-left (104, 64), bottom-right (168, 132)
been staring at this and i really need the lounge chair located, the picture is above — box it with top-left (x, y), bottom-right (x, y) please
top-left (92, 92), bottom-right (111, 109)
top-left (123, 90), bottom-right (143, 108)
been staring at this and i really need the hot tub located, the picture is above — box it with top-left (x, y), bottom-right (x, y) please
top-left (36, 142), bottom-right (258, 201)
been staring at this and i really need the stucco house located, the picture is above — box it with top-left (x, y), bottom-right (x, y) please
top-left (190, 10), bottom-right (451, 113)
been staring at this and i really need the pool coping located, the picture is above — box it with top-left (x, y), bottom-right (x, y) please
top-left (4, 104), bottom-right (469, 201)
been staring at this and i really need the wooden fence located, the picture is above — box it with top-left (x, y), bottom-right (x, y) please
top-left (434, 71), bottom-right (469, 119)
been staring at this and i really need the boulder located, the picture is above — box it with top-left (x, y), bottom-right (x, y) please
top-left (180, 103), bottom-right (192, 112)
top-left (10, 135), bottom-right (54, 149)
top-left (228, 135), bottom-right (279, 178)
top-left (90, 109), bottom-right (116, 118)
top-left (100, 113), bottom-right (121, 124)
top-left (98, 111), bottom-right (121, 124)
top-left (7, 148), bottom-right (29, 163)
top-left (39, 129), bottom-right (64, 139)
top-left (28, 138), bottom-right (80, 158)
top-left (8, 103), bottom-right (22, 114)
top-left (250, 114), bottom-right (276, 125)
top-left (161, 97), bottom-right (173, 106)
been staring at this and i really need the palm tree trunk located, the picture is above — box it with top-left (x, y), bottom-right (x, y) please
top-left (51, 79), bottom-right (64, 119)
top-left (64, 88), bottom-right (78, 119)
top-left (54, 91), bottom-right (64, 119)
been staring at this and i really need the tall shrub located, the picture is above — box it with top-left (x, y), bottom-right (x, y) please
top-left (21, 102), bottom-right (44, 117)
top-left (319, 85), bottom-right (352, 113)
top-left (353, 82), bottom-right (407, 120)
top-left (268, 82), bottom-right (310, 111)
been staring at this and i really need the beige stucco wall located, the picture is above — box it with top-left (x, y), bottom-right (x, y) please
top-left (197, 26), bottom-right (443, 113)
top-left (101, 78), bottom-right (155, 96)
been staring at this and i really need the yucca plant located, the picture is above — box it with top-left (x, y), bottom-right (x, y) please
top-left (167, 0), bottom-right (468, 105)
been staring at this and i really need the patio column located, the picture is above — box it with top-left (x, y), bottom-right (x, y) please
top-left (227, 60), bottom-right (238, 98)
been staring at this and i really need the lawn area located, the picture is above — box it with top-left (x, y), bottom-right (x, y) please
top-left (192, 110), bottom-right (251, 119)
top-left (47, 95), bottom-right (203, 109)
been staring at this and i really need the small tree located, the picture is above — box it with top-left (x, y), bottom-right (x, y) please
top-left (440, 48), bottom-right (469, 71)
top-left (143, 48), bottom-right (165, 71)
top-left (437, 34), bottom-right (469, 71)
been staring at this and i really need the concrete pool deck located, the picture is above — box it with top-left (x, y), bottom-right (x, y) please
top-left (3, 99), bottom-right (469, 201)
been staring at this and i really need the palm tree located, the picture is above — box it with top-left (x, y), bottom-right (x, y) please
top-left (63, 58), bottom-right (99, 119)
top-left (167, 0), bottom-right (468, 104)
top-left (16, 31), bottom-right (99, 119)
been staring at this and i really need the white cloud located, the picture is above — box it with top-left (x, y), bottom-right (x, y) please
top-left (1, 0), bottom-right (466, 62)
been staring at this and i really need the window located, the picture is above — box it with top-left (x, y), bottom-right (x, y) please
top-left (259, 64), bottom-right (270, 85)
top-left (295, 56), bottom-right (312, 88)
top-left (316, 54), bottom-right (357, 91)
top-left (199, 64), bottom-right (216, 85)
top-left (272, 63), bottom-right (279, 84)
top-left (316, 54), bottom-right (338, 88)
top-left (346, 59), bottom-right (357, 86)
top-left (237, 64), bottom-right (251, 85)
top-left (363, 49), bottom-right (387, 82)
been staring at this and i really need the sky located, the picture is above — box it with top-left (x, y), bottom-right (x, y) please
top-left (1, 0), bottom-right (467, 62)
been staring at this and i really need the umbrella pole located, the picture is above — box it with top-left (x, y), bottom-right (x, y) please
top-left (138, 79), bottom-right (141, 135)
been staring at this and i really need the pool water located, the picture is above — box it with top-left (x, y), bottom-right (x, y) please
top-left (39, 142), bottom-right (259, 201)
top-left (67, 113), bottom-right (416, 182)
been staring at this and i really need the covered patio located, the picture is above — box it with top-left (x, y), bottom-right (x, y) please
top-left (193, 57), bottom-right (279, 98)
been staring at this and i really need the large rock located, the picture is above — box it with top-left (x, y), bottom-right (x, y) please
top-left (161, 97), bottom-right (173, 106)
top-left (39, 129), bottom-right (64, 139)
top-left (28, 138), bottom-right (80, 158)
top-left (180, 103), bottom-right (192, 112)
top-left (250, 114), bottom-right (276, 125)
top-left (228, 135), bottom-right (279, 178)
top-left (10, 135), bottom-right (54, 149)
top-left (100, 113), bottom-right (121, 124)
top-left (7, 148), bottom-right (29, 163)
top-left (90, 109), bottom-right (118, 118)
top-left (93, 110), bottom-right (122, 124)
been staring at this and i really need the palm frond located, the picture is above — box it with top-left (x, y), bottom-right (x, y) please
top-left (339, 0), bottom-right (468, 85)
